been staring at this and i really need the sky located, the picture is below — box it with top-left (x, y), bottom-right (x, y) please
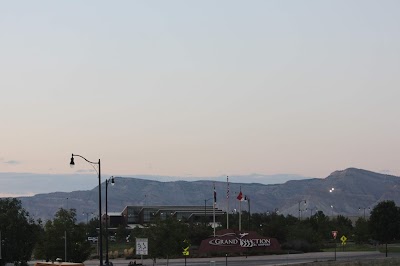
top-left (1, 1), bottom-right (400, 197)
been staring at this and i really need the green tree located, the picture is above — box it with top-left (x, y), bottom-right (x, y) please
top-left (187, 223), bottom-right (212, 246)
top-left (354, 217), bottom-right (370, 244)
top-left (307, 211), bottom-right (332, 242)
top-left (144, 218), bottom-right (189, 260)
top-left (369, 200), bottom-right (400, 257)
top-left (115, 224), bottom-right (130, 243)
top-left (34, 208), bottom-right (92, 262)
top-left (331, 215), bottom-right (353, 240)
top-left (85, 216), bottom-right (99, 239)
top-left (0, 198), bottom-right (40, 266)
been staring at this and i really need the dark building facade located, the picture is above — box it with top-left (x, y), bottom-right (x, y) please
top-left (103, 205), bottom-right (225, 228)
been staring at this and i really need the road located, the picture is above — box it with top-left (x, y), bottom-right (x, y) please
top-left (79, 251), bottom-right (386, 266)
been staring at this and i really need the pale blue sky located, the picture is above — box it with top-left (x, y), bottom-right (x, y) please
top-left (1, 1), bottom-right (400, 196)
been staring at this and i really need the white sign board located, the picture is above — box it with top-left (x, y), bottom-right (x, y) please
top-left (136, 238), bottom-right (148, 255)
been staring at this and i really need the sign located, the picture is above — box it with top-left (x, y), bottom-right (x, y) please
top-left (199, 230), bottom-right (281, 254)
top-left (182, 246), bottom-right (189, 256)
top-left (208, 232), bottom-right (271, 247)
top-left (340, 235), bottom-right (347, 245)
top-left (136, 238), bottom-right (148, 255)
top-left (331, 231), bottom-right (338, 239)
top-left (182, 239), bottom-right (190, 256)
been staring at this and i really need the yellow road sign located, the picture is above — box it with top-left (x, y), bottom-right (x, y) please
top-left (340, 235), bottom-right (347, 244)
top-left (182, 246), bottom-right (189, 256)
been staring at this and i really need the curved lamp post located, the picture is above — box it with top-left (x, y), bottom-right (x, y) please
top-left (105, 176), bottom-right (114, 265)
top-left (70, 154), bottom-right (103, 266)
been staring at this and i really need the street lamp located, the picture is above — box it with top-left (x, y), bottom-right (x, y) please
top-left (309, 206), bottom-right (318, 217)
top-left (359, 207), bottom-right (370, 219)
top-left (83, 212), bottom-right (94, 224)
top-left (105, 176), bottom-right (115, 266)
top-left (298, 200), bottom-right (306, 220)
top-left (70, 154), bottom-right (103, 266)
top-left (65, 197), bottom-right (69, 262)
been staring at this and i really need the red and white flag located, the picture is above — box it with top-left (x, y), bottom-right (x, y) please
top-left (237, 191), bottom-right (243, 201)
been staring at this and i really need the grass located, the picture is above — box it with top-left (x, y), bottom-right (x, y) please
top-left (323, 243), bottom-right (400, 253)
top-left (94, 241), bottom-right (400, 261)
top-left (108, 242), bottom-right (134, 251)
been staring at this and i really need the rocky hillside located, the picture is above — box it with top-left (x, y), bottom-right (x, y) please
top-left (18, 168), bottom-right (400, 222)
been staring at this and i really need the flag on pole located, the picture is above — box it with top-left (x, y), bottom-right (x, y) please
top-left (213, 182), bottom-right (217, 203)
top-left (226, 176), bottom-right (229, 230)
top-left (227, 177), bottom-right (229, 199)
top-left (213, 182), bottom-right (216, 237)
top-left (237, 191), bottom-right (243, 201)
top-left (238, 188), bottom-right (243, 231)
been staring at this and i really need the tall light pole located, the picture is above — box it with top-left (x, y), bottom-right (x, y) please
top-left (64, 230), bottom-right (67, 262)
top-left (70, 154), bottom-right (103, 266)
top-left (65, 197), bottom-right (69, 262)
top-left (105, 176), bottom-right (114, 265)
top-left (83, 212), bottom-right (93, 224)
top-left (298, 200), bottom-right (306, 220)
top-left (329, 188), bottom-right (335, 218)
top-left (359, 207), bottom-right (370, 219)
top-left (309, 207), bottom-right (318, 217)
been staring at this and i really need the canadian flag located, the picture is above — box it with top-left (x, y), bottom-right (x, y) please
top-left (237, 191), bottom-right (243, 201)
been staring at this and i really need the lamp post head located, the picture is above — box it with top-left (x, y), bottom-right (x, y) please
top-left (70, 154), bottom-right (75, 168)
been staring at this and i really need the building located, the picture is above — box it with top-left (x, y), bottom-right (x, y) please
top-left (103, 205), bottom-right (225, 229)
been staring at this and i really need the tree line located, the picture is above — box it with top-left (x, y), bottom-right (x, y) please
top-left (1, 198), bottom-right (399, 265)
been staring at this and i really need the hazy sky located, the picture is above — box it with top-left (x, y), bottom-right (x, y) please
top-left (1, 1), bottom-right (400, 196)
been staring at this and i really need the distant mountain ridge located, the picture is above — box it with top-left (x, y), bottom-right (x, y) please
top-left (18, 168), bottom-right (400, 222)
top-left (0, 172), bottom-right (308, 197)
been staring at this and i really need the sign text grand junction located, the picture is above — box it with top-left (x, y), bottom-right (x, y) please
top-left (199, 229), bottom-right (281, 254)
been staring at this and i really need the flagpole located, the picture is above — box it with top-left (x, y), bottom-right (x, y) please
top-left (239, 186), bottom-right (242, 231)
top-left (213, 182), bottom-right (216, 237)
top-left (226, 176), bottom-right (229, 230)
top-left (239, 200), bottom-right (242, 231)
top-left (248, 197), bottom-right (251, 230)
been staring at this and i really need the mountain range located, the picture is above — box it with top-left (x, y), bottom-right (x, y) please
top-left (18, 168), bottom-right (400, 222)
